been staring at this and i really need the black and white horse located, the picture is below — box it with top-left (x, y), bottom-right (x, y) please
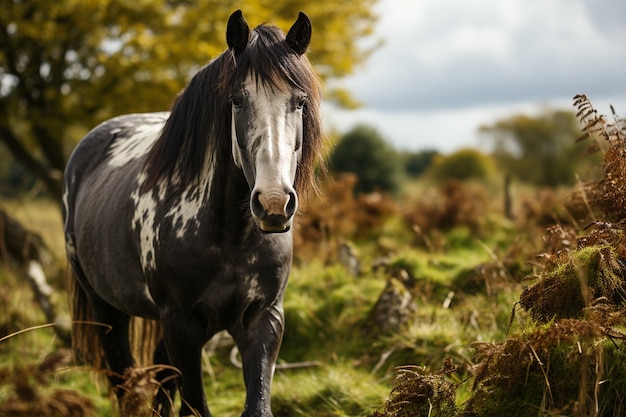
top-left (62, 10), bottom-right (323, 417)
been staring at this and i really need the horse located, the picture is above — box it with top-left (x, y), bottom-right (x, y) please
top-left (62, 10), bottom-right (323, 417)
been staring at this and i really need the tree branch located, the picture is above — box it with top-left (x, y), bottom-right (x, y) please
top-left (0, 111), bottom-right (63, 200)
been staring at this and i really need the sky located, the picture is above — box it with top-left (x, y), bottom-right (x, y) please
top-left (324, 0), bottom-right (626, 154)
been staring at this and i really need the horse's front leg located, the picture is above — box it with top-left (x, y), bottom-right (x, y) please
top-left (162, 311), bottom-right (211, 417)
top-left (232, 303), bottom-right (285, 417)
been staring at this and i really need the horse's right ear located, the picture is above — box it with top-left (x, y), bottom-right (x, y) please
top-left (226, 10), bottom-right (250, 53)
top-left (286, 12), bottom-right (312, 55)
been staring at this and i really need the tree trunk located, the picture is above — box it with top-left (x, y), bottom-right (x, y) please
top-left (0, 208), bottom-right (69, 345)
top-left (0, 108), bottom-right (64, 202)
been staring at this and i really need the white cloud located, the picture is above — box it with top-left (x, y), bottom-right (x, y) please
top-left (326, 0), bottom-right (626, 151)
top-left (325, 100), bottom-right (576, 154)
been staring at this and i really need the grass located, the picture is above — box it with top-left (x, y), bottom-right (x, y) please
top-left (0, 266), bottom-right (115, 416)
top-left (2, 160), bottom-right (624, 417)
top-left (3, 198), bottom-right (66, 263)
top-left (0, 194), bottom-right (522, 416)
top-left (3, 96), bottom-right (626, 416)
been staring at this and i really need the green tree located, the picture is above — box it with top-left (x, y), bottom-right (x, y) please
top-left (428, 148), bottom-right (495, 182)
top-left (480, 110), bottom-right (588, 187)
top-left (330, 124), bottom-right (403, 194)
top-left (0, 0), bottom-right (378, 199)
top-left (403, 149), bottom-right (439, 177)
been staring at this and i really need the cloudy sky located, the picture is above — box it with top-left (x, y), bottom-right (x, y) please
top-left (324, 0), bottom-right (626, 153)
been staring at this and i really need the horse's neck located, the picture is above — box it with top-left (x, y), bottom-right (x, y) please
top-left (202, 160), bottom-right (255, 241)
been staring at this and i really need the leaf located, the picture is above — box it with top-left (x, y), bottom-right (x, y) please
top-left (0, 0), bottom-right (380, 197)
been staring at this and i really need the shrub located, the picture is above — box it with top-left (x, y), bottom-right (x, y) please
top-left (369, 97), bottom-right (626, 417)
top-left (401, 180), bottom-right (488, 236)
top-left (293, 173), bottom-right (398, 261)
top-left (403, 149), bottom-right (439, 177)
top-left (428, 148), bottom-right (495, 183)
top-left (329, 125), bottom-right (404, 194)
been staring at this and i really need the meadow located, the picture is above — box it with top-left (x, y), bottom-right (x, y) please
top-left (1, 102), bottom-right (626, 416)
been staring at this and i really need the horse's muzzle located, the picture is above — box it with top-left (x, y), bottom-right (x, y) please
top-left (251, 189), bottom-right (297, 233)
top-left (257, 214), bottom-right (292, 233)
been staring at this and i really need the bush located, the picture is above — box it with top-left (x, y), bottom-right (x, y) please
top-left (403, 149), bottom-right (439, 177)
top-left (401, 180), bottom-right (488, 236)
top-left (293, 173), bottom-right (398, 261)
top-left (428, 148), bottom-right (495, 182)
top-left (370, 97), bottom-right (626, 417)
top-left (329, 125), bottom-right (404, 194)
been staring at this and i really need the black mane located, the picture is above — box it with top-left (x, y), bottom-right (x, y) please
top-left (142, 24), bottom-right (323, 194)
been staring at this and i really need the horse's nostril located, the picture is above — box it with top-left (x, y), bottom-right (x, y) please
top-left (251, 191), bottom-right (266, 219)
top-left (285, 191), bottom-right (297, 219)
top-left (252, 189), bottom-right (296, 226)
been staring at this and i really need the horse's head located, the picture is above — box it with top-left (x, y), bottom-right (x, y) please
top-left (226, 11), bottom-right (313, 233)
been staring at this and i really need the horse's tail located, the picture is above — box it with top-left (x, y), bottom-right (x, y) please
top-left (129, 317), bottom-right (162, 367)
top-left (68, 265), bottom-right (105, 371)
top-left (68, 265), bottom-right (162, 372)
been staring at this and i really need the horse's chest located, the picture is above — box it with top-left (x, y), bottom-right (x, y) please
top-left (210, 250), bottom-right (286, 299)
top-left (154, 246), bottom-right (287, 306)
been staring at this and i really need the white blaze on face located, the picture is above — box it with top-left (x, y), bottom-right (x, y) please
top-left (232, 76), bottom-right (302, 232)
top-left (250, 80), bottom-right (299, 192)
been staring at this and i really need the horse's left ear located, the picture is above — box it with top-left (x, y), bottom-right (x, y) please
top-left (286, 12), bottom-right (312, 55)
top-left (227, 10), bottom-right (250, 53)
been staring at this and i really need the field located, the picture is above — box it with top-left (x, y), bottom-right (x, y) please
top-left (0, 181), bottom-right (517, 416)
top-left (1, 108), bottom-right (626, 416)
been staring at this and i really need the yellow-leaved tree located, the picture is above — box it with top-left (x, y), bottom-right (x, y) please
top-left (0, 0), bottom-right (378, 199)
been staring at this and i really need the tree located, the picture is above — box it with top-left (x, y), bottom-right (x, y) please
top-left (480, 110), bottom-right (591, 187)
top-left (330, 124), bottom-right (403, 194)
top-left (0, 0), bottom-right (378, 200)
top-left (403, 149), bottom-right (439, 177)
top-left (428, 148), bottom-right (495, 182)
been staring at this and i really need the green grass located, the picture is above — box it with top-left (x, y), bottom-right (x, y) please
top-left (0, 195), bottom-right (579, 416)
top-left (0, 266), bottom-right (116, 416)
top-left (3, 198), bottom-right (66, 262)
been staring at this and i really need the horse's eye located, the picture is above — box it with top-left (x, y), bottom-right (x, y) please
top-left (296, 95), bottom-right (307, 110)
top-left (230, 96), bottom-right (243, 109)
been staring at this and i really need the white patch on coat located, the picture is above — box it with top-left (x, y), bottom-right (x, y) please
top-left (62, 188), bottom-right (70, 230)
top-left (107, 113), bottom-right (169, 167)
top-left (62, 187), bottom-right (75, 255)
top-left (142, 286), bottom-right (156, 305)
top-left (132, 151), bottom-right (215, 270)
top-left (244, 273), bottom-right (262, 300)
top-left (164, 152), bottom-right (215, 238)
top-left (62, 178), bottom-right (79, 259)
top-left (65, 238), bottom-right (77, 259)
top-left (131, 173), bottom-right (161, 271)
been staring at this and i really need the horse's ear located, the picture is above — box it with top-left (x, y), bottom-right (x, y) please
top-left (286, 12), bottom-right (311, 55)
top-left (227, 10), bottom-right (250, 53)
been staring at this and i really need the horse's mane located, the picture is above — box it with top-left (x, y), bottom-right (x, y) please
top-left (142, 24), bottom-right (324, 196)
